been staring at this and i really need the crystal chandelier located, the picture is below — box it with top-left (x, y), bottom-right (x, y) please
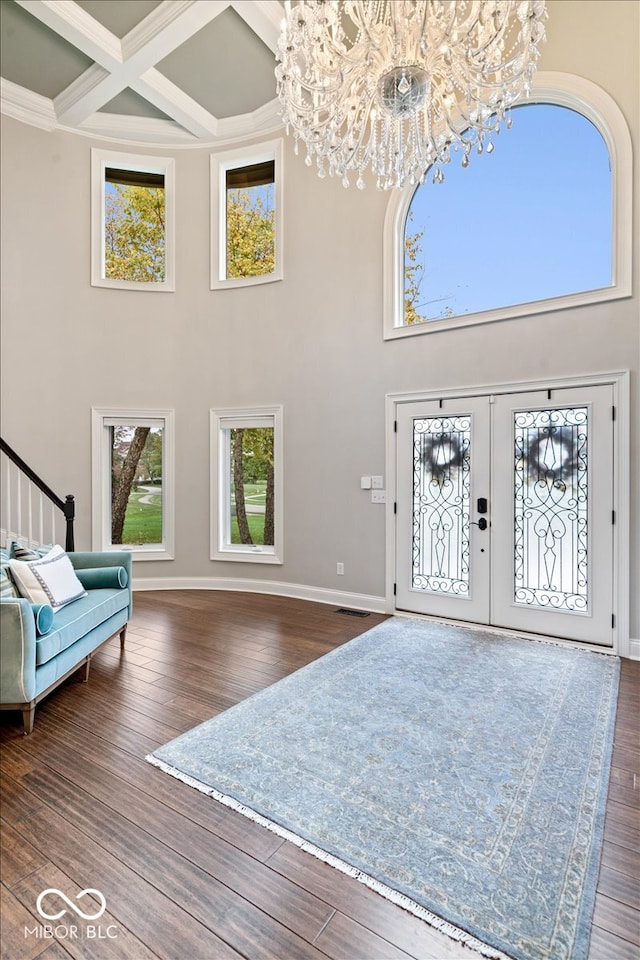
top-left (275, 1), bottom-right (547, 189)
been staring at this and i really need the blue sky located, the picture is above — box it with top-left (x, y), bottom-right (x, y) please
top-left (407, 103), bottom-right (612, 321)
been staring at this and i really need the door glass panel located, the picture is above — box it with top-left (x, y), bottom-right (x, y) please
top-left (412, 415), bottom-right (471, 595)
top-left (514, 407), bottom-right (588, 611)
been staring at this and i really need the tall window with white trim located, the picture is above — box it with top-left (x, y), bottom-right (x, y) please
top-left (211, 406), bottom-right (283, 563)
top-left (92, 409), bottom-right (175, 560)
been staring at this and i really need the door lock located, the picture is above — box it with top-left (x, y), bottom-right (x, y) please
top-left (472, 497), bottom-right (489, 529)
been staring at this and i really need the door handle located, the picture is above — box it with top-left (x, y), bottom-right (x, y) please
top-left (470, 518), bottom-right (488, 530)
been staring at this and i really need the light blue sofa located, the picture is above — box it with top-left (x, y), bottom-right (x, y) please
top-left (0, 550), bottom-right (132, 733)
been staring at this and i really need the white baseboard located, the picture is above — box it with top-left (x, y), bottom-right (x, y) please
top-left (131, 576), bottom-right (386, 614)
top-left (130, 577), bottom-right (640, 658)
top-left (628, 637), bottom-right (640, 660)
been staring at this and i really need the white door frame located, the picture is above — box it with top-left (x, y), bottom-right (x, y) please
top-left (385, 370), bottom-right (630, 657)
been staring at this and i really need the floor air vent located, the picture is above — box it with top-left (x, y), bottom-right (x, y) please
top-left (336, 608), bottom-right (370, 617)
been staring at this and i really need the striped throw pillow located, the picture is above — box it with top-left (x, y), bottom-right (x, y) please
top-left (10, 542), bottom-right (53, 561)
top-left (0, 565), bottom-right (18, 598)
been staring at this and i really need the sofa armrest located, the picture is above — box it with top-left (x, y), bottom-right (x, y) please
top-left (69, 551), bottom-right (133, 617)
top-left (0, 598), bottom-right (37, 703)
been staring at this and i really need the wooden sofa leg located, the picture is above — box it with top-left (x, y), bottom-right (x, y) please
top-left (82, 657), bottom-right (91, 682)
top-left (120, 625), bottom-right (127, 649)
top-left (22, 702), bottom-right (35, 735)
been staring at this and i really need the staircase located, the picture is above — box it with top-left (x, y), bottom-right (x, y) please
top-left (0, 438), bottom-right (75, 551)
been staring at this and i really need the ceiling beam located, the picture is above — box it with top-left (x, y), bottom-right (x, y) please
top-left (18, 0), bottom-right (233, 129)
top-left (15, 0), bottom-right (121, 65)
top-left (120, 1), bottom-right (229, 64)
top-left (231, 0), bottom-right (283, 54)
top-left (133, 69), bottom-right (221, 139)
top-left (6, 0), bottom-right (284, 146)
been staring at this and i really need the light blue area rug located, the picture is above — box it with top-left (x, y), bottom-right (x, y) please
top-left (147, 618), bottom-right (619, 960)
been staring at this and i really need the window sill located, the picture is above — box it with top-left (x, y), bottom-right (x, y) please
top-left (384, 285), bottom-right (631, 341)
top-left (212, 547), bottom-right (282, 564)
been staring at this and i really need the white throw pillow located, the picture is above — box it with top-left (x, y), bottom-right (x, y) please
top-left (9, 545), bottom-right (87, 609)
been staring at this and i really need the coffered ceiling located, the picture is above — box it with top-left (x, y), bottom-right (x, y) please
top-left (0, 0), bottom-right (285, 146)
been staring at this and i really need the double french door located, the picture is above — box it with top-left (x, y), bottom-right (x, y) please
top-left (395, 386), bottom-right (614, 645)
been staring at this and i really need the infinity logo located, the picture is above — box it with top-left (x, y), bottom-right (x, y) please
top-left (36, 889), bottom-right (107, 921)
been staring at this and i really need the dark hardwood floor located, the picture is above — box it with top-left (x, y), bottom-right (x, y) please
top-left (1, 591), bottom-right (638, 960)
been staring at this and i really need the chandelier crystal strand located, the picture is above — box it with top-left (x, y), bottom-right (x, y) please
top-left (276, 0), bottom-right (547, 190)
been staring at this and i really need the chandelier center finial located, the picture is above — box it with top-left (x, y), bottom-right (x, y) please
top-left (377, 66), bottom-right (429, 119)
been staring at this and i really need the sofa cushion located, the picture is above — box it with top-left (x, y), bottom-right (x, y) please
top-left (35, 587), bottom-right (130, 666)
top-left (9, 545), bottom-right (87, 609)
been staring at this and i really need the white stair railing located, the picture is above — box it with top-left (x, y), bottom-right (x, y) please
top-left (1, 439), bottom-right (75, 551)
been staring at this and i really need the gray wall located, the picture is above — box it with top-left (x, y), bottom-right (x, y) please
top-left (1, 0), bottom-right (638, 638)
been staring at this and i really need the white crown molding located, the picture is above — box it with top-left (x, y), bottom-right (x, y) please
top-left (131, 576), bottom-right (387, 614)
top-left (77, 112), bottom-right (198, 145)
top-left (215, 97), bottom-right (283, 140)
top-left (0, 78), bottom-right (56, 131)
top-left (1, 78), bottom-right (284, 149)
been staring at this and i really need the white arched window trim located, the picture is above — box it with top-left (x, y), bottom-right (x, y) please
top-left (383, 72), bottom-right (633, 340)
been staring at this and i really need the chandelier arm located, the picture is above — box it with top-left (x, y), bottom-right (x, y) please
top-left (417, 1), bottom-right (428, 48)
top-left (348, 1), bottom-right (385, 47)
top-left (389, 1), bottom-right (401, 50)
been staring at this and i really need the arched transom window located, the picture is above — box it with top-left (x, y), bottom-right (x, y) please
top-left (383, 74), bottom-right (632, 339)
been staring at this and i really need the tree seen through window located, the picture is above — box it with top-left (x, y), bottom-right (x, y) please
top-left (104, 168), bottom-right (166, 282)
top-left (225, 160), bottom-right (275, 279)
top-left (111, 425), bottom-right (164, 545)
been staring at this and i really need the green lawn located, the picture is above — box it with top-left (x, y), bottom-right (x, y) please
top-left (121, 490), bottom-right (162, 544)
top-left (230, 513), bottom-right (267, 545)
top-left (230, 482), bottom-right (268, 544)
top-left (119, 485), bottom-right (268, 546)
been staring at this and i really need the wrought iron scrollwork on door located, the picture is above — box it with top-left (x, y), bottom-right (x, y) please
top-left (514, 407), bottom-right (588, 611)
top-left (412, 416), bottom-right (471, 596)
